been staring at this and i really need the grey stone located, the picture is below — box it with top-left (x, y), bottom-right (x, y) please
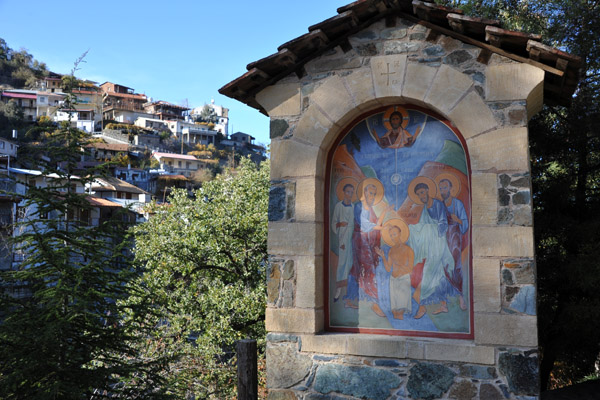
top-left (417, 57), bottom-right (442, 64)
top-left (313, 364), bottom-right (402, 400)
top-left (509, 109), bottom-right (527, 125)
top-left (282, 260), bottom-right (295, 280)
top-left (381, 28), bottom-right (407, 39)
top-left (424, 45), bottom-right (445, 57)
top-left (409, 32), bottom-right (426, 40)
top-left (512, 261), bottom-right (535, 284)
top-left (355, 43), bottom-right (379, 56)
top-left (498, 188), bottom-right (511, 206)
top-left (307, 57), bottom-right (363, 73)
top-left (443, 50), bottom-right (473, 65)
top-left (498, 352), bottom-right (539, 395)
top-left (267, 345), bottom-right (313, 389)
top-left (513, 207), bottom-right (532, 226)
top-left (352, 29), bottom-right (379, 41)
top-left (511, 176), bottom-right (530, 188)
top-left (513, 191), bottom-right (530, 205)
top-left (373, 359), bottom-right (402, 367)
top-left (474, 85), bottom-right (485, 97)
top-left (285, 182), bottom-right (296, 220)
top-left (267, 333), bottom-right (299, 343)
top-left (499, 174), bottom-right (512, 188)
top-left (413, 24), bottom-right (428, 33)
top-left (465, 70), bottom-right (485, 84)
top-left (498, 207), bottom-right (513, 224)
top-left (313, 355), bottom-right (336, 362)
top-left (282, 280), bottom-right (294, 307)
top-left (270, 119), bottom-right (289, 139)
top-left (490, 102), bottom-right (512, 110)
top-left (269, 185), bottom-right (287, 221)
top-left (509, 285), bottom-right (536, 315)
top-left (480, 383), bottom-right (504, 400)
top-left (407, 362), bottom-right (456, 400)
top-left (384, 41), bottom-right (421, 54)
top-left (304, 393), bottom-right (347, 400)
top-left (267, 264), bottom-right (281, 304)
top-left (439, 36), bottom-right (462, 51)
top-left (502, 269), bottom-right (515, 285)
top-left (505, 286), bottom-right (520, 303)
top-left (268, 390), bottom-right (297, 400)
top-left (449, 380), bottom-right (477, 399)
top-left (460, 365), bottom-right (498, 380)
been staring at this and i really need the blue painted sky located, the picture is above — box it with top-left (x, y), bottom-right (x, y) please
top-left (0, 0), bottom-right (350, 145)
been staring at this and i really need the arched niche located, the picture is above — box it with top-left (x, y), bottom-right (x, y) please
top-left (325, 104), bottom-right (473, 339)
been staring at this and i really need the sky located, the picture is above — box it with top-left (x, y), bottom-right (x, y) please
top-left (0, 0), bottom-right (350, 145)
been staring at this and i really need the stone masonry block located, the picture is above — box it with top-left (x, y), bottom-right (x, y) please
top-left (425, 342), bottom-right (496, 365)
top-left (468, 127), bottom-right (530, 171)
top-left (293, 105), bottom-right (338, 151)
top-left (301, 333), bottom-right (347, 354)
top-left (372, 55), bottom-right (408, 98)
top-left (474, 314), bottom-right (538, 346)
top-left (473, 226), bottom-right (534, 257)
top-left (486, 63), bottom-right (545, 119)
top-left (471, 173), bottom-right (498, 226)
top-left (270, 139), bottom-right (325, 180)
top-left (294, 177), bottom-right (324, 223)
top-left (309, 75), bottom-right (355, 127)
top-left (403, 63), bottom-right (438, 105)
top-left (266, 307), bottom-right (324, 334)
top-left (424, 64), bottom-right (473, 115)
top-left (343, 67), bottom-right (378, 111)
top-left (473, 258), bottom-right (501, 312)
top-left (295, 256), bottom-right (324, 308)
top-left (406, 340), bottom-right (425, 359)
top-left (347, 334), bottom-right (406, 358)
top-left (256, 83), bottom-right (302, 117)
top-left (449, 91), bottom-right (498, 139)
top-left (268, 222), bottom-right (323, 256)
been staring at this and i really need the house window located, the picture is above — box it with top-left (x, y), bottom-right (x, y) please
top-left (178, 161), bottom-right (182, 168)
top-left (186, 162), bottom-right (190, 169)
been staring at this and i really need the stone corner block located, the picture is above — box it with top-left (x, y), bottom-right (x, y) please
top-left (295, 255), bottom-right (324, 308)
top-left (471, 173), bottom-right (498, 226)
top-left (266, 307), bottom-right (324, 334)
top-left (474, 313), bottom-right (538, 347)
top-left (346, 334), bottom-right (406, 358)
top-left (449, 91), bottom-right (497, 139)
top-left (294, 177), bottom-right (324, 223)
top-left (268, 221), bottom-right (324, 256)
top-left (473, 258), bottom-right (501, 313)
top-left (256, 83), bottom-right (302, 117)
top-left (300, 333), bottom-right (348, 354)
top-left (310, 75), bottom-right (354, 126)
top-left (473, 226), bottom-right (534, 257)
top-left (403, 63), bottom-right (438, 105)
top-left (485, 63), bottom-right (545, 119)
top-left (343, 67), bottom-right (377, 111)
top-left (468, 127), bottom-right (530, 171)
top-left (270, 139), bottom-right (325, 179)
top-left (425, 342), bottom-right (496, 365)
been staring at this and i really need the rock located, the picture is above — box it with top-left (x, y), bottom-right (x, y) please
top-left (282, 260), bottom-right (295, 280)
top-left (505, 286), bottom-right (520, 302)
top-left (269, 185), bottom-right (287, 221)
top-left (409, 32), bottom-right (426, 40)
top-left (498, 352), bottom-right (539, 396)
top-left (381, 28), bottom-right (407, 39)
top-left (270, 119), bottom-right (289, 139)
top-left (511, 261), bottom-right (535, 284)
top-left (373, 359), bottom-right (402, 367)
top-left (282, 280), bottom-right (294, 307)
top-left (479, 383), bottom-right (504, 400)
top-left (448, 380), bottom-right (477, 400)
top-left (407, 362), bottom-right (456, 400)
top-left (268, 390), bottom-right (297, 400)
top-left (499, 174), bottom-right (512, 188)
top-left (267, 264), bottom-right (281, 304)
top-left (384, 41), bottom-right (421, 54)
top-left (498, 188), bottom-right (511, 206)
top-left (508, 109), bottom-right (527, 125)
top-left (511, 176), bottom-right (530, 188)
top-left (267, 333), bottom-right (299, 343)
top-left (502, 269), bottom-right (514, 285)
top-left (313, 364), bottom-right (402, 400)
top-left (513, 191), bottom-right (530, 205)
top-left (460, 365), bottom-right (498, 380)
top-left (352, 29), bottom-right (379, 41)
top-left (267, 345), bottom-right (313, 389)
top-left (424, 45), bottom-right (445, 57)
top-left (513, 207), bottom-right (532, 226)
top-left (509, 285), bottom-right (536, 315)
top-left (355, 43), bottom-right (379, 56)
top-left (443, 50), bottom-right (473, 65)
top-left (498, 207), bottom-right (512, 224)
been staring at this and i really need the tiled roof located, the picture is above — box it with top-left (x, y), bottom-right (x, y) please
top-left (219, 0), bottom-right (582, 110)
top-left (91, 176), bottom-right (148, 194)
top-left (86, 196), bottom-right (122, 208)
top-left (103, 91), bottom-right (147, 100)
top-left (1, 92), bottom-right (37, 100)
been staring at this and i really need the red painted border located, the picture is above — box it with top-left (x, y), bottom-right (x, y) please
top-left (324, 104), bottom-right (475, 340)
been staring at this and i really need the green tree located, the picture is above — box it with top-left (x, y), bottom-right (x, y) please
top-left (196, 104), bottom-right (218, 124)
top-left (0, 64), bottom-right (170, 399)
top-left (128, 157), bottom-right (269, 399)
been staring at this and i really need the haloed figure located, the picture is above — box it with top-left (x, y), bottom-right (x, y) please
top-left (331, 183), bottom-right (355, 302)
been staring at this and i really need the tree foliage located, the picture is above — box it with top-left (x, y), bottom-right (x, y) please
top-left (128, 157), bottom-right (269, 398)
top-left (0, 67), bottom-right (169, 399)
top-left (437, 0), bottom-right (600, 390)
top-left (0, 38), bottom-right (48, 89)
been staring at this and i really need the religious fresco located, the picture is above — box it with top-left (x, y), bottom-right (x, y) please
top-left (326, 105), bottom-right (472, 338)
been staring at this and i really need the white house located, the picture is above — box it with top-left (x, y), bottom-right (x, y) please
top-left (152, 152), bottom-right (202, 178)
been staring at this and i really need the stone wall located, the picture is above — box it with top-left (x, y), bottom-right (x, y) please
top-left (260, 15), bottom-right (543, 399)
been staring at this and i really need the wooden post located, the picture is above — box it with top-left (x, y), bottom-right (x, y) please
top-left (237, 339), bottom-right (258, 400)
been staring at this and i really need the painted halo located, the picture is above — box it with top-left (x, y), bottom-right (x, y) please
top-left (383, 105), bottom-right (410, 130)
top-left (408, 176), bottom-right (438, 205)
top-left (435, 172), bottom-right (461, 199)
top-left (357, 177), bottom-right (385, 206)
top-left (336, 177), bottom-right (359, 203)
top-left (382, 218), bottom-right (410, 245)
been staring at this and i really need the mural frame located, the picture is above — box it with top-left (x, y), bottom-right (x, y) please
top-left (324, 104), bottom-right (475, 340)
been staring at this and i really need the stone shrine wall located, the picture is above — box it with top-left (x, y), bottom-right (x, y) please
top-left (261, 16), bottom-right (542, 400)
